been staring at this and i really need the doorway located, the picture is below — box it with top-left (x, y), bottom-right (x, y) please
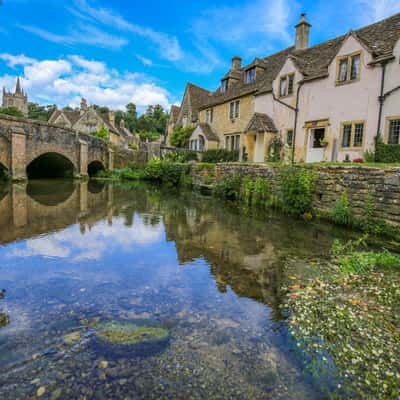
top-left (306, 127), bottom-right (326, 162)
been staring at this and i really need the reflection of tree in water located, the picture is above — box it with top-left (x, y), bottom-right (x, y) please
top-left (0, 289), bottom-right (9, 328)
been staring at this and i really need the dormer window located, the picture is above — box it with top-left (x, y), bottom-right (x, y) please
top-left (279, 74), bottom-right (294, 97)
top-left (336, 52), bottom-right (361, 84)
top-left (245, 68), bottom-right (256, 84)
top-left (221, 79), bottom-right (228, 93)
top-left (206, 108), bottom-right (213, 123)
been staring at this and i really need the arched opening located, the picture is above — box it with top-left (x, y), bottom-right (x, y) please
top-left (26, 153), bottom-right (74, 179)
top-left (27, 179), bottom-right (75, 206)
top-left (88, 161), bottom-right (105, 177)
top-left (0, 163), bottom-right (8, 182)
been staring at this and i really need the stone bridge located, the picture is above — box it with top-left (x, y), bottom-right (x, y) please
top-left (0, 115), bottom-right (116, 180)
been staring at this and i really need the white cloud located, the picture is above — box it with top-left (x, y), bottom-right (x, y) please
top-left (136, 55), bottom-right (153, 67)
top-left (354, 0), bottom-right (400, 23)
top-left (0, 53), bottom-right (172, 111)
top-left (71, 0), bottom-right (183, 61)
top-left (18, 23), bottom-right (128, 49)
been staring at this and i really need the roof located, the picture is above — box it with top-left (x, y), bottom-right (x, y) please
top-left (49, 109), bottom-right (81, 125)
top-left (245, 113), bottom-right (278, 133)
top-left (197, 123), bottom-right (219, 141)
top-left (170, 105), bottom-right (181, 123)
top-left (199, 12), bottom-right (400, 106)
top-left (186, 83), bottom-right (212, 122)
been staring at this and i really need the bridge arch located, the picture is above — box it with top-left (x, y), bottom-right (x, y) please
top-left (26, 152), bottom-right (75, 179)
top-left (88, 160), bottom-right (105, 177)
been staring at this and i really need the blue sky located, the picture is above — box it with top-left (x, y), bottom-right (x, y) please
top-left (0, 0), bottom-right (399, 113)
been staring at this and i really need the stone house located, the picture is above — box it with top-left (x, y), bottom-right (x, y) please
top-left (48, 98), bottom-right (137, 147)
top-left (178, 12), bottom-right (400, 163)
top-left (2, 77), bottom-right (28, 117)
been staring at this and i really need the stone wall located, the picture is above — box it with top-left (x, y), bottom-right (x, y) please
top-left (192, 163), bottom-right (400, 226)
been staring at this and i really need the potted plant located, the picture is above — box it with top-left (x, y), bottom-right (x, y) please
top-left (320, 138), bottom-right (329, 147)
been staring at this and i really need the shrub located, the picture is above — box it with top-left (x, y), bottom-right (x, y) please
top-left (143, 159), bottom-right (190, 186)
top-left (375, 136), bottom-right (400, 163)
top-left (93, 124), bottom-right (109, 141)
top-left (364, 150), bottom-right (375, 163)
top-left (169, 126), bottom-right (195, 148)
top-left (267, 137), bottom-right (283, 162)
top-left (279, 166), bottom-right (317, 216)
top-left (330, 192), bottom-right (353, 226)
top-left (0, 106), bottom-right (24, 118)
top-left (202, 149), bottom-right (239, 163)
top-left (164, 150), bottom-right (197, 163)
top-left (129, 143), bottom-right (139, 151)
top-left (251, 177), bottom-right (271, 207)
top-left (214, 175), bottom-right (242, 200)
top-left (241, 176), bottom-right (254, 206)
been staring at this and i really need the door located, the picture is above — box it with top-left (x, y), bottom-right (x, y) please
top-left (306, 128), bottom-right (325, 162)
top-left (254, 133), bottom-right (265, 162)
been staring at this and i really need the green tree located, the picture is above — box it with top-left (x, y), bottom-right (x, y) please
top-left (169, 126), bottom-right (194, 148)
top-left (0, 106), bottom-right (24, 118)
top-left (28, 102), bottom-right (56, 121)
top-left (62, 105), bottom-right (75, 112)
top-left (93, 124), bottom-right (109, 141)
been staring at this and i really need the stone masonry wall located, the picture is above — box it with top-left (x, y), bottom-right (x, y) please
top-left (192, 163), bottom-right (400, 226)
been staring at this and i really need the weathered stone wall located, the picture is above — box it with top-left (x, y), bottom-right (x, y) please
top-left (192, 163), bottom-right (400, 226)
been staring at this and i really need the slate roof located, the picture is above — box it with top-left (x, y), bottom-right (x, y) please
top-left (169, 105), bottom-right (181, 123)
top-left (186, 83), bottom-right (212, 122)
top-left (199, 12), bottom-right (400, 106)
top-left (49, 109), bottom-right (81, 125)
top-left (245, 113), bottom-right (278, 133)
top-left (197, 123), bottom-right (219, 142)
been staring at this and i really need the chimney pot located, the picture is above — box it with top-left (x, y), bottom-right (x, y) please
top-left (295, 13), bottom-right (311, 50)
top-left (231, 56), bottom-right (242, 70)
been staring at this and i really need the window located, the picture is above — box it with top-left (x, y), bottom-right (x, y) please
top-left (8, 99), bottom-right (13, 106)
top-left (225, 135), bottom-right (240, 151)
top-left (388, 119), bottom-right (400, 144)
top-left (221, 79), bottom-right (228, 93)
top-left (279, 74), bottom-right (295, 97)
top-left (341, 121), bottom-right (365, 148)
top-left (337, 53), bottom-right (361, 84)
top-left (206, 108), bottom-right (213, 123)
top-left (286, 129), bottom-right (294, 146)
top-left (229, 100), bottom-right (240, 119)
top-left (245, 68), bottom-right (256, 84)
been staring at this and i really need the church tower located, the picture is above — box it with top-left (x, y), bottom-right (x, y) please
top-left (2, 77), bottom-right (29, 116)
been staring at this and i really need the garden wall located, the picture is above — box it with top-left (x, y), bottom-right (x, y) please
top-left (192, 163), bottom-right (400, 226)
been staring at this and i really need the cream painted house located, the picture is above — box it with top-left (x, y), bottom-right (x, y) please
top-left (177, 12), bottom-right (400, 163)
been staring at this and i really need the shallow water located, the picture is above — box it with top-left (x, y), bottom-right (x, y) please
top-left (0, 180), bottom-right (354, 399)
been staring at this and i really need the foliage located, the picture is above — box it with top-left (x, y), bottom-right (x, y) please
top-left (196, 163), bottom-right (215, 175)
top-left (214, 175), bottom-right (242, 201)
top-left (28, 102), bottom-right (56, 121)
top-left (279, 166), bottom-right (317, 216)
top-left (143, 159), bottom-right (190, 187)
top-left (363, 150), bottom-right (375, 163)
top-left (0, 106), bottom-right (24, 118)
top-left (169, 126), bottom-right (195, 148)
top-left (137, 105), bottom-right (168, 139)
top-left (375, 136), bottom-right (400, 163)
top-left (202, 149), bottom-right (239, 163)
top-left (129, 143), bottom-right (139, 151)
top-left (267, 137), bottom-right (283, 162)
top-left (138, 130), bottom-right (160, 142)
top-left (252, 177), bottom-right (271, 207)
top-left (330, 192), bottom-right (353, 226)
top-left (93, 124), bottom-right (109, 141)
top-left (163, 150), bottom-right (198, 163)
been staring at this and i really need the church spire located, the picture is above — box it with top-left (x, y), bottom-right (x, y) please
top-left (15, 77), bottom-right (22, 95)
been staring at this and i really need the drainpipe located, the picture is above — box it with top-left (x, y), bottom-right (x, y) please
top-left (292, 81), bottom-right (304, 164)
top-left (376, 62), bottom-right (387, 139)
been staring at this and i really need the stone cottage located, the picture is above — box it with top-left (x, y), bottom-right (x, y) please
top-left (173, 12), bottom-right (400, 163)
top-left (48, 98), bottom-right (137, 147)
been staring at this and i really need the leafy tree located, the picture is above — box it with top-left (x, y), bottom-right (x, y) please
top-left (93, 105), bottom-right (110, 121)
top-left (93, 124), bottom-right (109, 141)
top-left (0, 106), bottom-right (24, 118)
top-left (28, 102), bottom-right (56, 121)
top-left (169, 126), bottom-right (194, 148)
top-left (125, 103), bottom-right (138, 132)
top-left (136, 104), bottom-right (168, 140)
top-left (62, 106), bottom-right (75, 112)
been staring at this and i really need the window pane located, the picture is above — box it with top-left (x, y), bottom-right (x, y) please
top-left (221, 80), bottom-right (228, 93)
top-left (287, 130), bottom-right (293, 146)
top-left (338, 59), bottom-right (348, 82)
top-left (235, 101), bottom-right (240, 118)
top-left (229, 103), bottom-right (234, 119)
top-left (354, 123), bottom-right (364, 147)
top-left (235, 135), bottom-right (240, 150)
top-left (388, 120), bottom-right (400, 145)
top-left (350, 55), bottom-right (360, 81)
top-left (230, 136), bottom-right (234, 150)
top-left (342, 124), bottom-right (352, 147)
top-left (280, 77), bottom-right (287, 96)
top-left (288, 75), bottom-right (294, 95)
top-left (225, 136), bottom-right (230, 149)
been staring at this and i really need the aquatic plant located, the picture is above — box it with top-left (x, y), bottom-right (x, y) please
top-left (214, 175), bottom-right (242, 201)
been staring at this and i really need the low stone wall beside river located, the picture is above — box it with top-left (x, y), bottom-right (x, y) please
top-left (192, 163), bottom-right (400, 226)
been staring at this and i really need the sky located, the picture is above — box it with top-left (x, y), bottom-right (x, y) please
top-left (0, 0), bottom-right (399, 114)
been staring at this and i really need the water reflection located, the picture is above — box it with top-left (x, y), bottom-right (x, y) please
top-left (0, 181), bottom-right (352, 399)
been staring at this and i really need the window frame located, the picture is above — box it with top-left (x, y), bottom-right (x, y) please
top-left (225, 134), bottom-right (241, 151)
top-left (339, 120), bottom-right (366, 149)
top-left (221, 79), bottom-right (228, 93)
top-left (205, 108), bottom-right (213, 124)
top-left (286, 129), bottom-right (294, 147)
top-left (279, 73), bottom-right (295, 97)
top-left (336, 52), bottom-right (362, 85)
top-left (245, 67), bottom-right (256, 84)
top-left (229, 100), bottom-right (240, 120)
top-left (385, 116), bottom-right (400, 145)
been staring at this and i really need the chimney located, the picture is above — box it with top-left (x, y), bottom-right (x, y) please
top-left (231, 56), bottom-right (242, 70)
top-left (295, 13), bottom-right (311, 50)
top-left (80, 98), bottom-right (87, 113)
top-left (109, 111), bottom-right (115, 126)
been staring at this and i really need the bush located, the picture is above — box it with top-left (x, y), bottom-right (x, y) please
top-left (143, 159), bottom-right (190, 186)
top-left (214, 175), bottom-right (242, 200)
top-left (129, 143), bottom-right (139, 151)
top-left (202, 149), bottom-right (239, 163)
top-left (363, 150), bottom-right (375, 163)
top-left (280, 166), bottom-right (317, 216)
top-left (330, 192), bottom-right (353, 226)
top-left (375, 136), bottom-right (400, 163)
top-left (0, 106), bottom-right (24, 118)
top-left (164, 150), bottom-right (198, 163)
top-left (93, 124), bottom-right (109, 141)
top-left (169, 126), bottom-right (195, 148)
